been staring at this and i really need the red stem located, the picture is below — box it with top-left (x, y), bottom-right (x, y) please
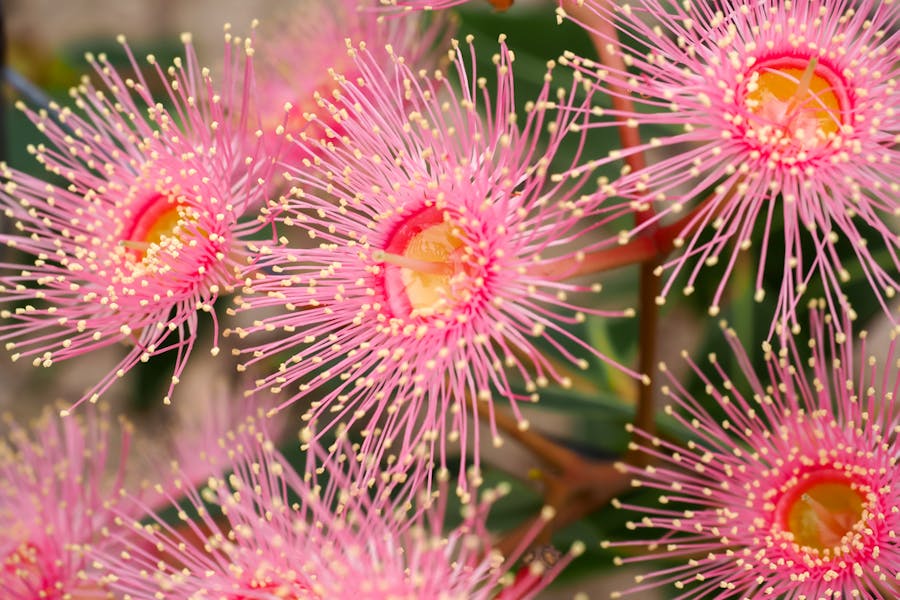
top-left (536, 189), bottom-right (719, 281)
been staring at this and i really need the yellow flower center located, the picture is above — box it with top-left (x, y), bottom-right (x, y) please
top-left (380, 207), bottom-right (474, 319)
top-left (778, 472), bottom-right (865, 553)
top-left (121, 193), bottom-right (195, 262)
top-left (399, 221), bottom-right (465, 312)
top-left (744, 56), bottom-right (845, 150)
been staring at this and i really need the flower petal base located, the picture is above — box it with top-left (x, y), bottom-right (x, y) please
top-left (120, 192), bottom-right (192, 262)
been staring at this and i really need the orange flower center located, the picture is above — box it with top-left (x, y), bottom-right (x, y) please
top-left (744, 56), bottom-right (845, 150)
top-left (777, 470), bottom-right (865, 553)
top-left (380, 207), bottom-right (475, 319)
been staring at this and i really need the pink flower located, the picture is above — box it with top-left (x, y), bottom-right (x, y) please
top-left (253, 0), bottom-right (449, 167)
top-left (607, 306), bottom-right (899, 598)
top-left (229, 37), bottom-right (637, 488)
top-left (97, 418), bottom-right (579, 599)
top-left (0, 29), bottom-right (277, 409)
top-left (0, 405), bottom-right (134, 599)
top-left (563, 0), bottom-right (899, 331)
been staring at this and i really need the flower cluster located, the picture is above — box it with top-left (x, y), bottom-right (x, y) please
top-left (0, 0), bottom-right (896, 598)
top-left (253, 0), bottom-right (448, 169)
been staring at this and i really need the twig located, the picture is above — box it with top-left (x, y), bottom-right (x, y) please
top-left (485, 403), bottom-right (631, 555)
top-left (628, 261), bottom-right (659, 466)
top-left (476, 401), bottom-right (586, 473)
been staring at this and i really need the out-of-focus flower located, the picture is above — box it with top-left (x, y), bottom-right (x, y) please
top-left (607, 306), bottom-right (899, 598)
top-left (133, 374), bottom-right (292, 508)
top-left (563, 0), bottom-right (899, 331)
top-left (253, 0), bottom-right (450, 168)
top-left (228, 36), bottom-right (637, 489)
top-left (0, 405), bottom-right (134, 599)
top-left (379, 0), bottom-right (513, 12)
top-left (0, 28), bottom-right (277, 409)
top-left (98, 417), bottom-right (579, 599)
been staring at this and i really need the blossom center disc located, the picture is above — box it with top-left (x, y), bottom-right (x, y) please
top-left (381, 207), bottom-right (473, 319)
top-left (776, 470), bottom-right (865, 552)
top-left (743, 56), bottom-right (845, 151)
top-left (121, 193), bottom-right (192, 262)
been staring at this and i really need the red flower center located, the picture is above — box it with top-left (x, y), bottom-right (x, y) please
top-left (742, 55), bottom-right (847, 153)
top-left (234, 580), bottom-right (316, 599)
top-left (775, 469), bottom-right (866, 553)
top-left (3, 539), bottom-right (39, 579)
top-left (2, 539), bottom-right (103, 599)
top-left (379, 206), bottom-right (477, 320)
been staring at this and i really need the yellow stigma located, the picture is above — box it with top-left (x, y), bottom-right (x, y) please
top-left (745, 56), bottom-right (843, 148)
top-left (785, 480), bottom-right (864, 551)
